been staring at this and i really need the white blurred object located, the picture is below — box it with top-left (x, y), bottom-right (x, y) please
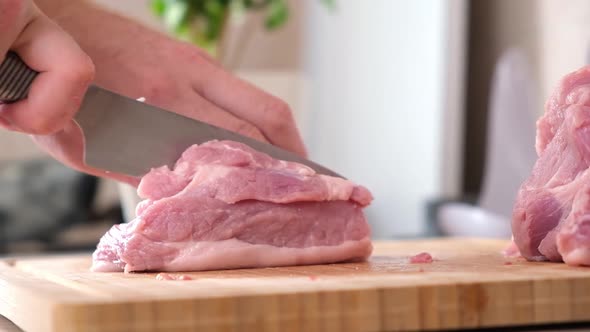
top-left (437, 202), bottom-right (512, 238)
top-left (478, 49), bottom-right (538, 217)
top-left (305, 0), bottom-right (468, 238)
top-left (537, 0), bottom-right (590, 113)
top-left (437, 48), bottom-right (538, 237)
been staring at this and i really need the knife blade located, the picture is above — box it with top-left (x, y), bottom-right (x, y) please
top-left (0, 52), bottom-right (343, 178)
top-left (75, 85), bottom-right (343, 178)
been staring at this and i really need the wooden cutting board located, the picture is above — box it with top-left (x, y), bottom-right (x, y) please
top-left (2, 238), bottom-right (590, 332)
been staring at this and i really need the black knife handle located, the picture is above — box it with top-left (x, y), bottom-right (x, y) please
top-left (0, 51), bottom-right (39, 103)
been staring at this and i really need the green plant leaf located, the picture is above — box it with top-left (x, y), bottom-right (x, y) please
top-left (163, 0), bottom-right (191, 33)
top-left (149, 0), bottom-right (333, 55)
top-left (320, 0), bottom-right (336, 10)
top-left (150, 0), bottom-right (167, 16)
top-left (265, 0), bottom-right (288, 30)
top-left (243, 0), bottom-right (272, 10)
top-left (204, 0), bottom-right (224, 16)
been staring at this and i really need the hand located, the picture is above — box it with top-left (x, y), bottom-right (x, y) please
top-left (0, 0), bottom-right (94, 135)
top-left (95, 36), bottom-right (307, 157)
top-left (33, 1), bottom-right (308, 184)
top-left (33, 1), bottom-right (307, 186)
top-left (0, 0), bottom-right (136, 184)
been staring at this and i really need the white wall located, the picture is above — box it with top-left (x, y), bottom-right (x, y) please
top-left (304, 0), bottom-right (466, 238)
top-left (537, 0), bottom-right (590, 104)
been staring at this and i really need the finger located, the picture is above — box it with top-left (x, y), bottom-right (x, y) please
top-left (141, 86), bottom-right (268, 143)
top-left (169, 40), bottom-right (221, 67)
top-left (170, 93), bottom-right (268, 143)
top-left (0, 8), bottom-right (94, 135)
top-left (32, 120), bottom-right (140, 186)
top-left (192, 63), bottom-right (308, 157)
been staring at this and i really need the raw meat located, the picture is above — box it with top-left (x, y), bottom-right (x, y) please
top-left (408, 252), bottom-right (433, 264)
top-left (155, 273), bottom-right (192, 281)
top-left (92, 140), bottom-right (373, 272)
top-left (512, 66), bottom-right (590, 265)
top-left (502, 239), bottom-right (521, 258)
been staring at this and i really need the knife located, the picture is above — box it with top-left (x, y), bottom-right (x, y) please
top-left (0, 52), bottom-right (342, 178)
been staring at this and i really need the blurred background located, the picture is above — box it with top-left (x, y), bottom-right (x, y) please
top-left (1, 0), bottom-right (589, 255)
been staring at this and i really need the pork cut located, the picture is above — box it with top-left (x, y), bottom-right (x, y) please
top-left (512, 66), bottom-right (590, 265)
top-left (408, 252), bottom-right (433, 264)
top-left (91, 140), bottom-right (373, 272)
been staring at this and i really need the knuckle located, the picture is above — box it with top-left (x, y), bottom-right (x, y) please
top-left (71, 55), bottom-right (95, 83)
top-left (62, 55), bottom-right (95, 90)
top-left (262, 98), bottom-right (295, 133)
top-left (79, 55), bottom-right (96, 82)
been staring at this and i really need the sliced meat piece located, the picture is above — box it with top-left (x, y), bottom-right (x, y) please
top-left (557, 181), bottom-right (590, 265)
top-left (92, 140), bottom-right (373, 272)
top-left (409, 252), bottom-right (433, 264)
top-left (512, 65), bottom-right (590, 265)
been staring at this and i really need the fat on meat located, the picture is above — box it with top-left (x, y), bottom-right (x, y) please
top-left (92, 140), bottom-right (373, 272)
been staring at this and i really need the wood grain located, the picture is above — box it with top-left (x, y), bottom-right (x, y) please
top-left (2, 238), bottom-right (590, 331)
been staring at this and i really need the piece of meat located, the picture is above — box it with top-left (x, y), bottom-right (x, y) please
top-left (92, 140), bottom-right (373, 272)
top-left (408, 252), bottom-right (433, 264)
top-left (512, 66), bottom-right (590, 265)
top-left (502, 238), bottom-right (522, 258)
top-left (556, 182), bottom-right (590, 265)
top-left (155, 273), bottom-right (192, 281)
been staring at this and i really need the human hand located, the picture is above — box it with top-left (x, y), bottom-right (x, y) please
top-left (0, 0), bottom-right (139, 184)
top-left (92, 35), bottom-right (309, 158)
top-left (32, 1), bottom-right (308, 185)
top-left (39, 0), bottom-right (308, 157)
top-left (0, 0), bottom-right (94, 135)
